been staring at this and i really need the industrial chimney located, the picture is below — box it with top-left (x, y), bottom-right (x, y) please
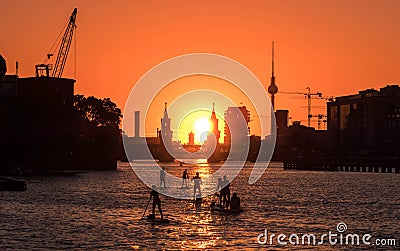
top-left (134, 111), bottom-right (140, 138)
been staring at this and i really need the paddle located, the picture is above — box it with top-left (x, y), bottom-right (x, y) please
top-left (141, 198), bottom-right (151, 220)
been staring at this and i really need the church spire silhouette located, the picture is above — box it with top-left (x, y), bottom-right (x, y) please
top-left (161, 102), bottom-right (172, 144)
top-left (209, 103), bottom-right (220, 142)
top-left (211, 102), bottom-right (217, 120)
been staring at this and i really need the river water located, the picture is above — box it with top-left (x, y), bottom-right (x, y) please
top-left (1, 162), bottom-right (399, 250)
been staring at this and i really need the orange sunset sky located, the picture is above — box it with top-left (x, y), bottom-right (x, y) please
top-left (1, 1), bottom-right (400, 140)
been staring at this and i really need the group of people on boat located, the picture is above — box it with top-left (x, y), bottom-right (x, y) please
top-left (215, 175), bottom-right (241, 210)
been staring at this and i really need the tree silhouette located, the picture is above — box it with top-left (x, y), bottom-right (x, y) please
top-left (73, 94), bottom-right (122, 128)
top-left (0, 54), bottom-right (6, 79)
top-left (72, 94), bottom-right (123, 170)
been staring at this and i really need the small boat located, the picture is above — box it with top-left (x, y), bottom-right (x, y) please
top-left (210, 204), bottom-right (244, 214)
top-left (0, 176), bottom-right (27, 191)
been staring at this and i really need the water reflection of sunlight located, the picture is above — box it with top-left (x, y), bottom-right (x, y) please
top-left (181, 214), bottom-right (220, 249)
top-left (195, 164), bottom-right (211, 178)
top-left (195, 239), bottom-right (218, 249)
top-left (194, 158), bottom-right (208, 164)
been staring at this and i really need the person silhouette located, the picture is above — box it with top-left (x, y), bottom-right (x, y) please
top-left (216, 177), bottom-right (223, 205)
top-left (149, 185), bottom-right (163, 219)
top-left (221, 175), bottom-right (231, 208)
top-left (160, 167), bottom-right (166, 188)
top-left (182, 169), bottom-right (189, 188)
top-left (192, 172), bottom-right (202, 199)
top-left (230, 193), bottom-right (241, 210)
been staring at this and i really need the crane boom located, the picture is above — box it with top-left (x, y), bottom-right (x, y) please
top-left (280, 87), bottom-right (323, 127)
top-left (52, 8), bottom-right (77, 78)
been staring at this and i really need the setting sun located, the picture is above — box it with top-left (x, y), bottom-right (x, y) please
top-left (194, 117), bottom-right (210, 143)
top-left (177, 109), bottom-right (224, 145)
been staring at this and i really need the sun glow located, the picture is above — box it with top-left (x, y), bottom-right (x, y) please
top-left (177, 109), bottom-right (224, 145)
top-left (194, 117), bottom-right (210, 143)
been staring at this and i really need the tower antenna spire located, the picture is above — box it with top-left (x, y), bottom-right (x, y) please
top-left (272, 40), bottom-right (275, 78)
top-left (268, 40), bottom-right (278, 109)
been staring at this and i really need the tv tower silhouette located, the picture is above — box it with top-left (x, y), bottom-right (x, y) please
top-left (267, 41), bottom-right (278, 110)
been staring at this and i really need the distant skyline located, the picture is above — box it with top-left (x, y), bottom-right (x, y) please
top-left (2, 0), bottom-right (400, 132)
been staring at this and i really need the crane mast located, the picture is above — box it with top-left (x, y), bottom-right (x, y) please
top-left (35, 8), bottom-right (77, 78)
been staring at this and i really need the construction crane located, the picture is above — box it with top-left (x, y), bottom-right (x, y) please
top-left (35, 8), bottom-right (77, 78)
top-left (309, 114), bottom-right (327, 130)
top-left (280, 87), bottom-right (324, 127)
top-left (314, 96), bottom-right (334, 130)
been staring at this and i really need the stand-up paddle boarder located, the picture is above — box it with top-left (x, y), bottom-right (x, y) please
top-left (149, 185), bottom-right (163, 219)
top-left (182, 169), bottom-right (189, 188)
top-left (192, 172), bottom-right (202, 199)
top-left (160, 167), bottom-right (166, 188)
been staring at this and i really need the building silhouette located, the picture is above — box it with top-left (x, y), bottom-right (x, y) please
top-left (0, 56), bottom-right (121, 174)
top-left (123, 109), bottom-right (175, 162)
top-left (327, 85), bottom-right (400, 159)
top-left (0, 72), bottom-right (76, 173)
top-left (223, 106), bottom-right (250, 146)
top-left (282, 84), bottom-right (400, 172)
top-left (158, 102), bottom-right (175, 162)
top-left (125, 104), bottom-right (226, 162)
top-left (181, 131), bottom-right (201, 153)
top-left (123, 110), bottom-right (155, 160)
top-left (205, 103), bottom-right (223, 162)
top-left (124, 84), bottom-right (399, 170)
top-left (160, 102), bottom-right (173, 145)
top-left (222, 106), bottom-right (250, 161)
top-left (188, 131), bottom-right (195, 146)
top-left (275, 109), bottom-right (289, 137)
top-left (209, 103), bottom-right (220, 143)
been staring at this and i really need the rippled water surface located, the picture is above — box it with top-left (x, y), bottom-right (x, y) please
top-left (1, 162), bottom-right (399, 250)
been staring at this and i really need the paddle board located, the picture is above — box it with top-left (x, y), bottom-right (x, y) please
top-left (147, 218), bottom-right (171, 224)
top-left (179, 186), bottom-right (190, 190)
top-left (146, 215), bottom-right (170, 224)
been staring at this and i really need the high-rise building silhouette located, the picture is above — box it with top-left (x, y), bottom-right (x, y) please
top-left (275, 109), bottom-right (289, 137)
top-left (224, 106), bottom-right (250, 145)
